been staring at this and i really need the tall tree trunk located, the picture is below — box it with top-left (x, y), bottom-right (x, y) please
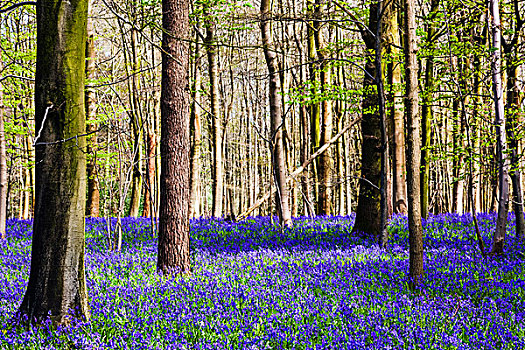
top-left (352, 3), bottom-right (381, 237)
top-left (316, 0), bottom-right (333, 216)
top-left (307, 0), bottom-right (320, 209)
top-left (506, 54), bottom-right (525, 239)
top-left (128, 28), bottom-right (143, 217)
top-left (420, 0), bottom-right (439, 218)
top-left (85, 14), bottom-right (99, 217)
top-left (158, 0), bottom-right (191, 274)
top-left (404, 0), bottom-right (424, 288)
top-left (261, 0), bottom-right (292, 226)
top-left (385, 0), bottom-right (407, 215)
top-left (205, 19), bottom-right (223, 218)
top-left (18, 0), bottom-right (90, 324)
top-left (189, 31), bottom-right (202, 218)
top-left (490, 0), bottom-right (509, 255)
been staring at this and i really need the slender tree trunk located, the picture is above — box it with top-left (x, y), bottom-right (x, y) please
top-left (420, 0), bottom-right (439, 218)
top-left (85, 14), bottom-right (99, 217)
top-left (490, 0), bottom-right (509, 255)
top-left (189, 31), bottom-right (202, 218)
top-left (205, 19), bottom-right (223, 218)
top-left (158, 0), bottom-right (191, 275)
top-left (18, 0), bottom-right (90, 324)
top-left (307, 0), bottom-right (320, 209)
top-left (404, 0), bottom-right (424, 288)
top-left (128, 28), bottom-right (143, 217)
top-left (506, 60), bottom-right (525, 239)
top-left (385, 1), bottom-right (407, 215)
top-left (142, 130), bottom-right (156, 218)
top-left (261, 0), bottom-right (292, 226)
top-left (316, 0), bottom-right (333, 216)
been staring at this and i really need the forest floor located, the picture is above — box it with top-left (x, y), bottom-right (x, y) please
top-left (0, 213), bottom-right (524, 349)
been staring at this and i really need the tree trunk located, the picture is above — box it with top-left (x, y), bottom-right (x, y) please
top-left (506, 57), bottom-right (525, 240)
top-left (85, 14), bottom-right (100, 217)
top-left (352, 3), bottom-right (381, 238)
top-left (205, 20), bottom-right (223, 218)
top-left (128, 28), bottom-right (143, 217)
top-left (18, 0), bottom-right (90, 324)
top-left (490, 0), bottom-right (509, 255)
top-left (420, 0), bottom-right (439, 219)
top-left (385, 1), bottom-right (407, 215)
top-left (158, 0), bottom-right (191, 275)
top-left (316, 0), bottom-right (333, 216)
top-left (142, 130), bottom-right (156, 218)
top-left (260, 0), bottom-right (292, 226)
top-left (307, 0), bottom-right (320, 209)
top-left (404, 0), bottom-right (424, 289)
top-left (189, 31), bottom-right (202, 218)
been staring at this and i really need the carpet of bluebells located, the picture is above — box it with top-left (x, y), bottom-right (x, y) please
top-left (0, 213), bottom-right (524, 349)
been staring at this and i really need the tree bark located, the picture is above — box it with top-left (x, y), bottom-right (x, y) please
top-left (316, 0), bottom-right (333, 216)
top-left (205, 18), bottom-right (223, 218)
top-left (504, 32), bottom-right (525, 239)
top-left (189, 30), bottom-right (202, 218)
top-left (490, 0), bottom-right (509, 255)
top-left (352, 3), bottom-right (382, 238)
top-left (385, 0), bottom-right (407, 215)
top-left (420, 0), bottom-right (439, 219)
top-left (404, 0), bottom-right (424, 289)
top-left (85, 14), bottom-right (99, 217)
top-left (18, 0), bottom-right (90, 324)
top-left (260, 0), bottom-right (292, 226)
top-left (158, 0), bottom-right (191, 275)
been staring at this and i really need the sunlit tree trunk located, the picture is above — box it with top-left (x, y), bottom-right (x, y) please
top-left (205, 18), bottom-right (223, 218)
top-left (260, 0), bottom-right (292, 226)
top-left (18, 0), bottom-right (90, 324)
top-left (404, 0), bottom-right (424, 288)
top-left (189, 30), bottom-right (202, 218)
top-left (158, 0), bottom-right (191, 274)
top-left (85, 13), bottom-right (100, 217)
top-left (490, 0), bottom-right (509, 255)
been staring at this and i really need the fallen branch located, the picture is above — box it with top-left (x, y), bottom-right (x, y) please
top-left (237, 117), bottom-right (361, 220)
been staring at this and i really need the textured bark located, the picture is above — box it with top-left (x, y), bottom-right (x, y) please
top-left (158, 0), bottom-right (191, 275)
top-left (0, 45), bottom-right (7, 239)
top-left (375, 1), bottom-right (389, 247)
top-left (490, 0), bottom-right (509, 255)
top-left (18, 0), bottom-right (90, 324)
top-left (260, 0), bottom-right (292, 226)
top-left (404, 0), bottom-right (424, 289)
top-left (85, 15), bottom-right (99, 217)
top-left (205, 20), bottom-right (223, 218)
top-left (352, 3), bottom-right (381, 238)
